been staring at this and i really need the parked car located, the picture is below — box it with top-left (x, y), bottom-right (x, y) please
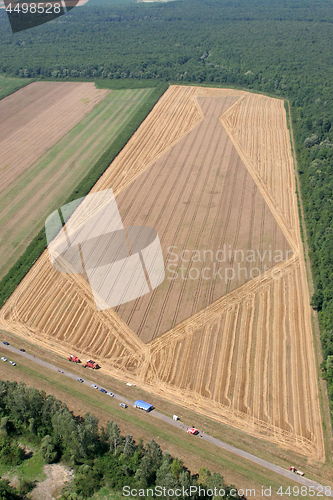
top-left (9, 361), bottom-right (16, 366)
top-left (119, 403), bottom-right (128, 408)
top-left (2, 342), bottom-right (9, 345)
top-left (77, 378), bottom-right (84, 383)
top-left (20, 348), bottom-right (25, 352)
top-left (1, 357), bottom-right (7, 362)
top-left (100, 388), bottom-right (107, 393)
top-left (107, 392), bottom-right (114, 397)
top-left (91, 384), bottom-right (98, 389)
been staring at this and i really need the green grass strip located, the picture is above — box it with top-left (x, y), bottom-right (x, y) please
top-left (0, 76), bottom-right (34, 100)
top-left (94, 78), bottom-right (159, 90)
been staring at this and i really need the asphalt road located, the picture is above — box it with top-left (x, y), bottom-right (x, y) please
top-left (1, 341), bottom-right (332, 497)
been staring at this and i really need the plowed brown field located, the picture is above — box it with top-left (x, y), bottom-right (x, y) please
top-left (0, 86), bottom-right (325, 461)
top-left (0, 81), bottom-right (107, 193)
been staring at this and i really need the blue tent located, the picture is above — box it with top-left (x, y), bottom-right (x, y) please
top-left (134, 399), bottom-right (154, 412)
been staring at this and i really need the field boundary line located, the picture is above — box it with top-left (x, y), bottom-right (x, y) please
top-left (148, 256), bottom-right (298, 352)
top-left (220, 113), bottom-right (297, 254)
top-left (113, 94), bottom-right (204, 197)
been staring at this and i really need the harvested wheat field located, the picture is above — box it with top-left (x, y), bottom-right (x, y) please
top-left (0, 85), bottom-right (325, 461)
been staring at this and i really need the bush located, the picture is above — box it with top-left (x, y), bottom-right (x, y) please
top-left (0, 436), bottom-right (24, 466)
top-left (39, 435), bottom-right (57, 464)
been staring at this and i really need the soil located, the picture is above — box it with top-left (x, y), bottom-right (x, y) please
top-left (29, 464), bottom-right (73, 500)
top-left (0, 81), bottom-right (107, 194)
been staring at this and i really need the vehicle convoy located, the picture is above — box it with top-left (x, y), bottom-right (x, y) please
top-left (68, 355), bottom-right (81, 363)
top-left (134, 399), bottom-right (154, 412)
top-left (100, 388), bottom-right (107, 393)
top-left (289, 467), bottom-right (305, 476)
top-left (83, 359), bottom-right (100, 369)
top-left (77, 378), bottom-right (84, 383)
top-left (91, 384), bottom-right (98, 389)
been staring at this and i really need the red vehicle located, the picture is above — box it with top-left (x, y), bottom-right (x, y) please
top-left (68, 355), bottom-right (81, 363)
top-left (289, 467), bottom-right (304, 476)
top-left (83, 359), bottom-right (100, 369)
top-left (187, 427), bottom-right (199, 435)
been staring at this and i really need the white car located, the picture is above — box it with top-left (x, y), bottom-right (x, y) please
top-left (1, 357), bottom-right (7, 362)
top-left (9, 361), bottom-right (16, 366)
top-left (91, 384), bottom-right (98, 389)
top-left (107, 391), bottom-right (114, 397)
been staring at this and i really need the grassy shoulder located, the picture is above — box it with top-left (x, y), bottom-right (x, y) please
top-left (95, 78), bottom-right (159, 90)
top-left (0, 331), bottom-right (332, 499)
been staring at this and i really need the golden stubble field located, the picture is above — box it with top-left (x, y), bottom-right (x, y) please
top-left (0, 85), bottom-right (325, 461)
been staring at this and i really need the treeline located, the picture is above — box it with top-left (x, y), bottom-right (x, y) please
top-left (0, 81), bottom-right (168, 309)
top-left (0, 380), bottom-right (245, 499)
top-left (0, 0), bottom-right (332, 102)
top-left (292, 104), bottom-right (333, 410)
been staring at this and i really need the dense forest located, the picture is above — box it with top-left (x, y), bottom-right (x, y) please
top-left (0, 0), bottom-right (333, 419)
top-left (0, 380), bottom-right (244, 499)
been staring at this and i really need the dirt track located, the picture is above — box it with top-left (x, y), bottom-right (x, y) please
top-left (0, 86), bottom-right (325, 461)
